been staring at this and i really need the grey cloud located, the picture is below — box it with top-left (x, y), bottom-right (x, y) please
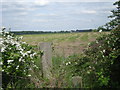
top-left (2, 1), bottom-right (115, 31)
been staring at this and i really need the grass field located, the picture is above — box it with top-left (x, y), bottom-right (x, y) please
top-left (21, 32), bottom-right (109, 57)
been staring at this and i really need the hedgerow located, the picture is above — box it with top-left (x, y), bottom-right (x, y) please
top-left (65, 25), bottom-right (120, 88)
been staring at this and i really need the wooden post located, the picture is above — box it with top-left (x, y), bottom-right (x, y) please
top-left (39, 42), bottom-right (52, 80)
top-left (72, 76), bottom-right (82, 88)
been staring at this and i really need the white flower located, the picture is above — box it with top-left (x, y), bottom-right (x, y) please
top-left (19, 57), bottom-right (25, 62)
top-left (30, 53), bottom-right (36, 59)
top-left (66, 63), bottom-right (68, 66)
top-left (95, 62), bottom-right (97, 64)
top-left (103, 55), bottom-right (105, 58)
top-left (29, 68), bottom-right (32, 70)
top-left (36, 66), bottom-right (38, 69)
top-left (88, 43), bottom-right (90, 46)
top-left (7, 66), bottom-right (11, 68)
top-left (22, 42), bottom-right (26, 44)
top-left (0, 61), bottom-right (2, 65)
top-left (19, 57), bottom-right (22, 62)
top-left (30, 54), bottom-right (33, 59)
top-left (27, 51), bottom-right (31, 53)
top-left (0, 38), bottom-right (3, 44)
top-left (28, 74), bottom-right (31, 77)
top-left (103, 50), bottom-right (105, 53)
top-left (33, 65), bottom-right (38, 68)
top-left (31, 61), bottom-right (35, 63)
top-left (7, 35), bottom-right (13, 39)
top-left (20, 51), bottom-right (27, 57)
top-left (7, 60), bottom-right (14, 63)
top-left (75, 62), bottom-right (77, 64)
top-left (1, 47), bottom-right (6, 52)
top-left (68, 62), bottom-right (71, 64)
top-left (100, 51), bottom-right (103, 54)
top-left (99, 30), bottom-right (102, 32)
top-left (5, 32), bottom-right (9, 34)
top-left (33, 52), bottom-right (36, 56)
top-left (89, 66), bottom-right (91, 69)
top-left (87, 71), bottom-right (90, 74)
top-left (96, 40), bottom-right (98, 43)
top-left (19, 36), bottom-right (23, 39)
top-left (16, 65), bottom-right (19, 69)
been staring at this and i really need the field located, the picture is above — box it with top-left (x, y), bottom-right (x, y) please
top-left (3, 28), bottom-right (120, 88)
top-left (22, 32), bottom-right (109, 57)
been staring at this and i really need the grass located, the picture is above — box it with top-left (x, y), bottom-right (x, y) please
top-left (17, 32), bottom-right (110, 88)
top-left (21, 32), bottom-right (109, 57)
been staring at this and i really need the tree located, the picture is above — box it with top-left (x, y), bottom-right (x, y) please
top-left (98, 0), bottom-right (120, 31)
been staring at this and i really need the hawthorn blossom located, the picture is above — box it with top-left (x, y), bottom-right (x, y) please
top-left (16, 65), bottom-right (19, 69)
top-left (66, 63), bottom-right (68, 66)
top-left (7, 60), bottom-right (14, 63)
top-left (28, 74), bottom-right (31, 77)
top-left (103, 50), bottom-right (105, 53)
top-left (99, 30), bottom-right (102, 32)
top-left (1, 28), bottom-right (38, 78)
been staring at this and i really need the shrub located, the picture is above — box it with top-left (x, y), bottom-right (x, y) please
top-left (66, 25), bottom-right (120, 88)
top-left (0, 27), bottom-right (38, 89)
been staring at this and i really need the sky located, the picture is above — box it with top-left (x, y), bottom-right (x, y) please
top-left (1, 0), bottom-right (116, 31)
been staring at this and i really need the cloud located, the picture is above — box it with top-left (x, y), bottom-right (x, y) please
top-left (2, 2), bottom-right (36, 12)
top-left (50, 0), bottom-right (115, 2)
top-left (13, 17), bottom-right (25, 21)
top-left (36, 13), bottom-right (57, 17)
top-left (2, 0), bottom-right (115, 3)
top-left (33, 19), bottom-right (51, 22)
top-left (2, 1), bottom-right (115, 31)
top-left (34, 0), bottom-right (50, 6)
top-left (16, 12), bottom-right (28, 15)
top-left (82, 10), bottom-right (97, 14)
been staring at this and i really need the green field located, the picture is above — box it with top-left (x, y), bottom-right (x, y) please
top-left (22, 32), bottom-right (109, 57)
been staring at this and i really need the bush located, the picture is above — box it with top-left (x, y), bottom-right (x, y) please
top-left (0, 27), bottom-right (39, 89)
top-left (66, 25), bottom-right (120, 88)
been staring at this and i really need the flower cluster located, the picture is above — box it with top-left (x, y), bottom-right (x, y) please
top-left (0, 27), bottom-right (38, 77)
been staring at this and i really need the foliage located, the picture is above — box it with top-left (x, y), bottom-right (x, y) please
top-left (0, 27), bottom-right (39, 89)
top-left (98, 0), bottom-right (120, 31)
top-left (66, 25), bottom-right (120, 88)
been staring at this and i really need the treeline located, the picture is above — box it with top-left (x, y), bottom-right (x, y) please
top-left (11, 29), bottom-right (93, 35)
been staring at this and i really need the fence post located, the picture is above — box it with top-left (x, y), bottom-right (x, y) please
top-left (39, 42), bottom-right (52, 80)
top-left (72, 76), bottom-right (82, 88)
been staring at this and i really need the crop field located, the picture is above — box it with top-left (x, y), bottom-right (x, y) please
top-left (21, 32), bottom-right (109, 57)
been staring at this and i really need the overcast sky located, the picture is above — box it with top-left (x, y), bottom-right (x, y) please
top-left (1, 0), bottom-right (116, 31)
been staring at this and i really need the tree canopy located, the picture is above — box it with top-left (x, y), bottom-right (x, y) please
top-left (98, 0), bottom-right (120, 31)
